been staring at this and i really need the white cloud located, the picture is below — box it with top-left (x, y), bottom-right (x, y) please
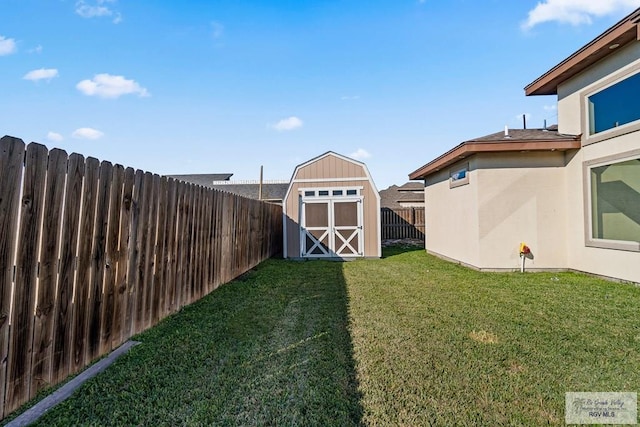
top-left (47, 132), bottom-right (64, 142)
top-left (272, 116), bottom-right (303, 131)
top-left (72, 127), bottom-right (104, 140)
top-left (75, 0), bottom-right (121, 23)
top-left (544, 104), bottom-right (558, 111)
top-left (23, 68), bottom-right (59, 81)
top-left (341, 95), bottom-right (360, 101)
top-left (522, 0), bottom-right (639, 30)
top-left (0, 36), bottom-right (17, 56)
top-left (211, 21), bottom-right (224, 39)
top-left (76, 73), bottom-right (150, 98)
top-left (350, 148), bottom-right (371, 160)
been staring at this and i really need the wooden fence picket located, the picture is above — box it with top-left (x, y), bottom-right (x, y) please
top-left (30, 148), bottom-right (67, 396)
top-left (111, 166), bottom-right (133, 349)
top-left (51, 153), bottom-right (84, 384)
top-left (6, 142), bottom-right (48, 413)
top-left (100, 164), bottom-right (124, 356)
top-left (0, 137), bottom-right (26, 419)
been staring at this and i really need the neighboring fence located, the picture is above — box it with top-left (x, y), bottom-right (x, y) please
top-left (0, 136), bottom-right (283, 419)
top-left (380, 207), bottom-right (425, 240)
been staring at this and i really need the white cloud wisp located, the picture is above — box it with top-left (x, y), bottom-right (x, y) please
top-left (75, 0), bottom-right (122, 24)
top-left (72, 127), bottom-right (104, 140)
top-left (77, 73), bottom-right (150, 99)
top-left (272, 116), bottom-right (303, 131)
top-left (23, 68), bottom-right (59, 82)
top-left (350, 148), bottom-right (371, 160)
top-left (47, 132), bottom-right (64, 142)
top-left (522, 0), bottom-right (640, 30)
top-left (0, 36), bottom-right (17, 56)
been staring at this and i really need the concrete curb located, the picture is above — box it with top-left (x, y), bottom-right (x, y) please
top-left (6, 340), bottom-right (142, 427)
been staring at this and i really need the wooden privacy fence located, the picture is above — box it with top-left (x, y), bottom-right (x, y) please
top-left (0, 136), bottom-right (282, 419)
top-left (380, 207), bottom-right (425, 240)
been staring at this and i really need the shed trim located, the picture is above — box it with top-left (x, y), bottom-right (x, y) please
top-left (292, 177), bottom-right (370, 183)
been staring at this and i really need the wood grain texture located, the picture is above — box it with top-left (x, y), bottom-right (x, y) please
top-left (31, 148), bottom-right (67, 396)
top-left (51, 153), bottom-right (84, 384)
top-left (72, 157), bottom-right (99, 374)
top-left (0, 137), bottom-right (26, 419)
top-left (6, 142), bottom-right (48, 413)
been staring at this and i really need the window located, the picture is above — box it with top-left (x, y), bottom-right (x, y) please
top-left (449, 163), bottom-right (469, 188)
top-left (301, 187), bottom-right (361, 198)
top-left (588, 71), bottom-right (640, 135)
top-left (586, 151), bottom-right (640, 251)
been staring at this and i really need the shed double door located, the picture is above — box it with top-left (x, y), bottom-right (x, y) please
top-left (300, 198), bottom-right (363, 258)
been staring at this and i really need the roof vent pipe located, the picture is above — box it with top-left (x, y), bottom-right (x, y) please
top-left (504, 125), bottom-right (510, 138)
top-left (523, 114), bottom-right (527, 129)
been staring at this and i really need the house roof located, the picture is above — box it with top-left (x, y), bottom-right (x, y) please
top-left (525, 7), bottom-right (640, 96)
top-left (211, 182), bottom-right (289, 201)
top-left (379, 182), bottom-right (424, 209)
top-left (408, 128), bottom-right (581, 180)
top-left (397, 181), bottom-right (423, 191)
top-left (167, 173), bottom-right (233, 186)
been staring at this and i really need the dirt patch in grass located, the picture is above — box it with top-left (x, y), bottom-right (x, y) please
top-left (469, 330), bottom-right (499, 344)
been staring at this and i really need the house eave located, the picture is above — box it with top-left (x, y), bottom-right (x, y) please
top-left (525, 8), bottom-right (640, 96)
top-left (408, 139), bottom-right (581, 180)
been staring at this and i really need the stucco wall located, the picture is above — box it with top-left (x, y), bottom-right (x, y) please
top-left (475, 152), bottom-right (570, 270)
top-left (557, 41), bottom-right (640, 283)
top-left (425, 153), bottom-right (572, 271)
top-left (424, 159), bottom-right (481, 267)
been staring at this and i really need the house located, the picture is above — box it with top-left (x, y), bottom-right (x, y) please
top-left (283, 152), bottom-right (381, 259)
top-left (409, 8), bottom-right (640, 284)
top-left (379, 182), bottom-right (425, 209)
top-left (210, 180), bottom-right (289, 205)
top-left (167, 173), bottom-right (233, 186)
top-left (167, 173), bottom-right (289, 205)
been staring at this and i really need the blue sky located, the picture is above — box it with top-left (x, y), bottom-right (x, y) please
top-left (2, 0), bottom-right (639, 189)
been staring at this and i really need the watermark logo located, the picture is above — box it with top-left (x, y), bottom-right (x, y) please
top-left (566, 392), bottom-right (637, 425)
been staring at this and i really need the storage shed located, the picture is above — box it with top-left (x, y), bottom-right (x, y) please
top-left (283, 152), bottom-right (381, 259)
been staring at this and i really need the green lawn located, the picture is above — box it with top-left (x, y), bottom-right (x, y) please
top-left (14, 246), bottom-right (640, 426)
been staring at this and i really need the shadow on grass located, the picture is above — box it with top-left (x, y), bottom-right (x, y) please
top-left (29, 259), bottom-right (363, 426)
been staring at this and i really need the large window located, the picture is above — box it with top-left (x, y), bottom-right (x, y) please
top-left (588, 71), bottom-right (640, 135)
top-left (586, 152), bottom-right (640, 251)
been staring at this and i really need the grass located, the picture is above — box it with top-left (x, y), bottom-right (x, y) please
top-left (12, 246), bottom-right (640, 426)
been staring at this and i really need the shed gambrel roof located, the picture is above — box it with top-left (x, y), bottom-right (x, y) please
top-left (284, 151), bottom-right (380, 204)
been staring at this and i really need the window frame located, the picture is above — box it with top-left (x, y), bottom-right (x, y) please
top-left (583, 149), bottom-right (640, 252)
top-left (449, 163), bottom-right (469, 188)
top-left (581, 64), bottom-right (640, 146)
